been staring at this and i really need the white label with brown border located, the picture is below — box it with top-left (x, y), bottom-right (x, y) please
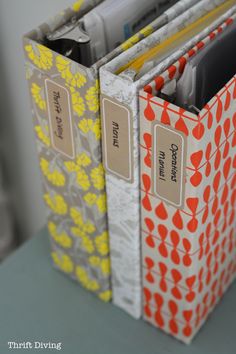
top-left (101, 95), bottom-right (133, 182)
top-left (45, 79), bottom-right (75, 159)
top-left (152, 122), bottom-right (186, 208)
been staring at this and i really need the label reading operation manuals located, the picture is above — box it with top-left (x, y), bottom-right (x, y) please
top-left (101, 96), bottom-right (133, 182)
top-left (152, 122), bottom-right (186, 208)
top-left (45, 79), bottom-right (75, 159)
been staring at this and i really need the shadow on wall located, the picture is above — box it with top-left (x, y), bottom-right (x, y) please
top-left (0, 0), bottom-right (77, 260)
top-left (0, 1), bottom-right (53, 254)
top-left (0, 50), bottom-right (20, 258)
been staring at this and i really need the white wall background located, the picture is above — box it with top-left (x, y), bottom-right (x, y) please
top-left (0, 0), bottom-right (72, 241)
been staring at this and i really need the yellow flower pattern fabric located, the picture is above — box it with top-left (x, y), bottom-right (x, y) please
top-left (76, 266), bottom-right (100, 291)
top-left (72, 0), bottom-right (84, 12)
top-left (70, 207), bottom-right (96, 254)
top-left (34, 125), bottom-right (50, 147)
top-left (78, 118), bottom-right (101, 140)
top-left (76, 169), bottom-right (90, 191)
top-left (69, 86), bottom-right (85, 117)
top-left (95, 231), bottom-right (109, 256)
top-left (40, 158), bottom-right (65, 187)
top-left (64, 153), bottom-right (91, 191)
top-left (98, 290), bottom-right (112, 302)
top-left (44, 193), bottom-right (68, 215)
top-left (84, 193), bottom-right (107, 214)
top-left (85, 80), bottom-right (99, 113)
top-left (91, 163), bottom-right (105, 190)
top-left (89, 256), bottom-right (110, 275)
top-left (25, 43), bottom-right (53, 71)
top-left (51, 252), bottom-right (74, 274)
top-left (31, 83), bottom-right (46, 110)
top-left (24, 0), bottom-right (111, 302)
top-left (48, 222), bottom-right (72, 249)
top-left (56, 56), bottom-right (87, 88)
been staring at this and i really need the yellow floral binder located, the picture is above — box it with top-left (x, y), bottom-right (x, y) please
top-left (24, 0), bottom-right (111, 301)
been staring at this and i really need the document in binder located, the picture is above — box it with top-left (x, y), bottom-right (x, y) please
top-left (100, 0), bottom-right (235, 318)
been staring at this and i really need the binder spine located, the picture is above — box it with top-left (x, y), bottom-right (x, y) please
top-left (100, 69), bottom-right (141, 318)
top-left (23, 1), bottom-right (111, 302)
top-left (139, 74), bottom-right (236, 342)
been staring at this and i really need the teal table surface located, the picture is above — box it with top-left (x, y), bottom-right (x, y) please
top-left (0, 228), bottom-right (236, 354)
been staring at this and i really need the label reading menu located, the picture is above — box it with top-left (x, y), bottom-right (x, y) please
top-left (101, 96), bottom-right (133, 182)
top-left (152, 122), bottom-right (186, 208)
top-left (45, 79), bottom-right (75, 159)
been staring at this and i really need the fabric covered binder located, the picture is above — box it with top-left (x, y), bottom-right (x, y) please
top-left (100, 0), bottom-right (229, 317)
top-left (23, 0), bottom-right (178, 302)
top-left (139, 13), bottom-right (236, 343)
